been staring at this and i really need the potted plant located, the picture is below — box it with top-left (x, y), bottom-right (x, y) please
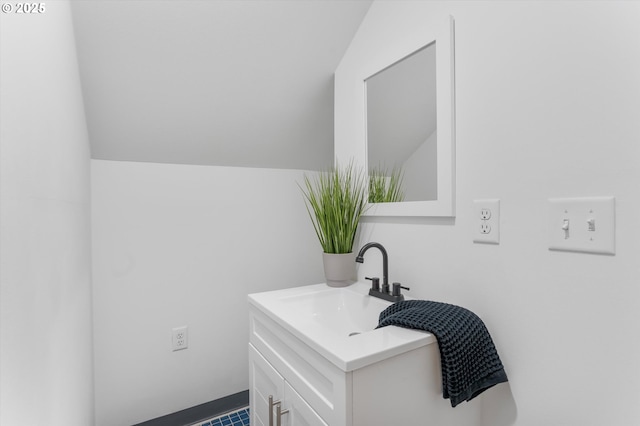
top-left (300, 161), bottom-right (368, 287)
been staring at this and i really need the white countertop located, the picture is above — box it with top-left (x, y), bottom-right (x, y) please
top-left (248, 281), bottom-right (435, 372)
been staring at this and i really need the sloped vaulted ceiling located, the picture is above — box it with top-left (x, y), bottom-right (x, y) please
top-left (71, 0), bottom-right (372, 170)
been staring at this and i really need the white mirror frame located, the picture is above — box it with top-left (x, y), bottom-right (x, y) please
top-left (362, 15), bottom-right (455, 217)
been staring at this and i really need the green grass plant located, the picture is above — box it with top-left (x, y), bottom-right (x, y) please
top-left (368, 166), bottom-right (405, 203)
top-left (300, 162), bottom-right (368, 254)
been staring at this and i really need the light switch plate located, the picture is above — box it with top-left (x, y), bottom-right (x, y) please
top-left (473, 199), bottom-right (500, 244)
top-left (548, 197), bottom-right (615, 255)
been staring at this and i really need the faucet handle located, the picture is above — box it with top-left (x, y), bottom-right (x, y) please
top-left (365, 276), bottom-right (380, 292)
top-left (392, 282), bottom-right (410, 297)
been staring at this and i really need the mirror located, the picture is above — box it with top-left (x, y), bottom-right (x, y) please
top-left (366, 42), bottom-right (437, 202)
top-left (362, 15), bottom-right (455, 217)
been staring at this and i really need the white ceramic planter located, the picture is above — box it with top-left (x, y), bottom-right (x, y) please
top-left (322, 252), bottom-right (356, 287)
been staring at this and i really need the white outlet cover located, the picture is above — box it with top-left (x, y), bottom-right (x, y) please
top-left (172, 326), bottom-right (188, 351)
top-left (473, 199), bottom-right (500, 244)
top-left (548, 197), bottom-right (615, 255)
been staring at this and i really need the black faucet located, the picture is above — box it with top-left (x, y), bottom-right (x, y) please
top-left (356, 242), bottom-right (409, 302)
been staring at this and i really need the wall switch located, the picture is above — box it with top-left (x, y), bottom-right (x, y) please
top-left (172, 326), bottom-right (188, 351)
top-left (473, 199), bottom-right (500, 244)
top-left (548, 197), bottom-right (615, 255)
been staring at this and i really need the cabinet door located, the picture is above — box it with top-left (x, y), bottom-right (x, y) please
top-left (284, 382), bottom-right (328, 426)
top-left (249, 344), bottom-right (284, 426)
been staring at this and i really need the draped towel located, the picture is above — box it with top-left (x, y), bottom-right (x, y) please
top-left (377, 300), bottom-right (508, 407)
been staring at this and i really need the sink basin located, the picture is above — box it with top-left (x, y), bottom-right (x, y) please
top-left (248, 282), bottom-right (435, 371)
top-left (278, 285), bottom-right (390, 338)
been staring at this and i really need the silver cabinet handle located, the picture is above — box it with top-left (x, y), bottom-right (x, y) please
top-left (268, 395), bottom-right (289, 426)
top-left (268, 395), bottom-right (276, 426)
top-left (276, 401), bottom-right (289, 426)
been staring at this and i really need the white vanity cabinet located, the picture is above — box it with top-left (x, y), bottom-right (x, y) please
top-left (250, 344), bottom-right (327, 426)
top-left (248, 283), bottom-right (479, 426)
top-left (249, 307), bottom-right (350, 426)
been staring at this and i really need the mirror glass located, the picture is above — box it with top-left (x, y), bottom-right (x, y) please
top-left (366, 42), bottom-right (437, 202)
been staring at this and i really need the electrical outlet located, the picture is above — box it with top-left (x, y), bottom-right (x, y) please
top-left (480, 208), bottom-right (492, 220)
top-left (473, 199), bottom-right (500, 244)
top-left (480, 222), bottom-right (491, 234)
top-left (172, 326), bottom-right (188, 351)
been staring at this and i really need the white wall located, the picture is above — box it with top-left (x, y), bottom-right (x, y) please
top-left (0, 2), bottom-right (94, 425)
top-left (337, 1), bottom-right (640, 425)
top-left (91, 160), bottom-right (324, 425)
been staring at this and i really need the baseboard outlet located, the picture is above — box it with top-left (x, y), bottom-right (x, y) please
top-left (133, 390), bottom-right (249, 426)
